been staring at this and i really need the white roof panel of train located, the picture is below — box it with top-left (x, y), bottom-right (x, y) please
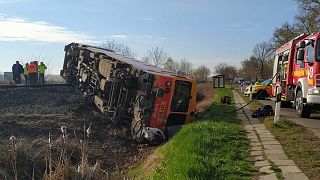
top-left (84, 45), bottom-right (180, 76)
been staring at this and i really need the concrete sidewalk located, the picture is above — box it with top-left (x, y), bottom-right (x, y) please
top-left (233, 91), bottom-right (309, 180)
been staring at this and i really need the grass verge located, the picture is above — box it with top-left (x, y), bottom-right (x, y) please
top-left (265, 118), bottom-right (320, 180)
top-left (131, 86), bottom-right (253, 179)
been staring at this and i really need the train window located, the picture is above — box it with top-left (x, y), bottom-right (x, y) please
top-left (171, 80), bottom-right (192, 112)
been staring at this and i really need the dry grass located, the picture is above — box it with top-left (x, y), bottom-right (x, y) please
top-left (4, 123), bottom-right (128, 180)
top-left (196, 82), bottom-right (214, 112)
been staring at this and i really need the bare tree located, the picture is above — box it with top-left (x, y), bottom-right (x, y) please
top-left (296, 0), bottom-right (320, 16)
top-left (144, 47), bottom-right (168, 67)
top-left (295, 8), bottom-right (320, 34)
top-left (253, 41), bottom-right (274, 79)
top-left (272, 0), bottom-right (320, 48)
top-left (215, 63), bottom-right (237, 75)
top-left (164, 57), bottom-right (176, 71)
top-left (178, 58), bottom-right (193, 77)
top-left (273, 22), bottom-right (298, 48)
top-left (142, 56), bottom-right (150, 63)
top-left (101, 39), bottom-right (136, 57)
top-left (214, 63), bottom-right (237, 82)
top-left (193, 65), bottom-right (211, 83)
top-left (239, 56), bottom-right (261, 81)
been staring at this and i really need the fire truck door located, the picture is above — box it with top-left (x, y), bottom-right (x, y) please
top-left (293, 46), bottom-right (308, 80)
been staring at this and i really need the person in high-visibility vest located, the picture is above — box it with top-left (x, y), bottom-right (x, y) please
top-left (38, 62), bottom-right (47, 85)
top-left (24, 63), bottom-right (29, 85)
top-left (28, 62), bottom-right (37, 85)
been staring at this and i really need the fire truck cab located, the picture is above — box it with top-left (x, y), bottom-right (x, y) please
top-left (273, 33), bottom-right (320, 117)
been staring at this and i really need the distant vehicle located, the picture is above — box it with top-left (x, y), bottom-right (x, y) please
top-left (244, 79), bottom-right (272, 99)
top-left (237, 78), bottom-right (244, 84)
top-left (243, 80), bottom-right (253, 85)
top-left (273, 33), bottom-right (320, 117)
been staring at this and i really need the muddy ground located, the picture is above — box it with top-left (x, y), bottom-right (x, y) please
top-left (0, 86), bottom-right (152, 179)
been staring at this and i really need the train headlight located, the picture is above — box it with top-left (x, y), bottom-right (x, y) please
top-left (165, 81), bottom-right (171, 87)
top-left (308, 88), bottom-right (320, 95)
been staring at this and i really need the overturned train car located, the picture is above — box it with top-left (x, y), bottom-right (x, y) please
top-left (60, 43), bottom-right (197, 143)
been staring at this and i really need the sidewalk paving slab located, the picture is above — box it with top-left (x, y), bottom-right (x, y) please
top-left (251, 146), bottom-right (263, 151)
top-left (255, 156), bottom-right (265, 161)
top-left (279, 166), bottom-right (302, 173)
top-left (259, 173), bottom-right (277, 180)
top-left (266, 153), bottom-right (289, 161)
top-left (250, 142), bottom-right (262, 147)
top-left (273, 160), bottom-right (295, 166)
top-left (259, 166), bottom-right (274, 174)
top-left (265, 149), bottom-right (286, 155)
top-left (263, 144), bottom-right (283, 150)
top-left (255, 160), bottom-right (270, 167)
top-left (251, 150), bottom-right (263, 156)
top-left (283, 172), bottom-right (308, 180)
top-left (261, 141), bottom-right (281, 145)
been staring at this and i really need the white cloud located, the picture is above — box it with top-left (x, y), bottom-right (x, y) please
top-left (110, 34), bottom-right (128, 40)
top-left (143, 35), bottom-right (153, 38)
top-left (0, 16), bottom-right (97, 43)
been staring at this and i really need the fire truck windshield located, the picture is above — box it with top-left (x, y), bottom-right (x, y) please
top-left (171, 80), bottom-right (192, 112)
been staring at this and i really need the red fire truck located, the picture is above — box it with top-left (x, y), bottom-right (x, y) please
top-left (273, 33), bottom-right (320, 117)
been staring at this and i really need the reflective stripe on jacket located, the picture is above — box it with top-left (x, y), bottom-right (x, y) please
top-left (28, 64), bottom-right (37, 74)
top-left (38, 64), bottom-right (47, 74)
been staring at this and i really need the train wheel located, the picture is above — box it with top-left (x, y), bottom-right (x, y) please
top-left (131, 120), bottom-right (144, 142)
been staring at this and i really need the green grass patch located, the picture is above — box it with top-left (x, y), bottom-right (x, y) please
top-left (264, 118), bottom-right (320, 180)
top-left (134, 86), bottom-right (253, 179)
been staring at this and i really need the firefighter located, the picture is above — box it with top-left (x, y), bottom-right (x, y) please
top-left (24, 63), bottom-right (29, 85)
top-left (38, 62), bottom-right (47, 85)
top-left (12, 61), bottom-right (23, 84)
top-left (28, 62), bottom-right (37, 85)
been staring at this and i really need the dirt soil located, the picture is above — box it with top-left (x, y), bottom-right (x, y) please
top-left (0, 86), bottom-right (152, 179)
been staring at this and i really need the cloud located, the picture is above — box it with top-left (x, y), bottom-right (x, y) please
top-left (0, 16), bottom-right (97, 43)
top-left (142, 35), bottom-right (167, 40)
top-left (110, 34), bottom-right (128, 40)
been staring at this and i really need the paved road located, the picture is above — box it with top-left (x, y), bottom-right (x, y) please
top-left (258, 99), bottom-right (320, 138)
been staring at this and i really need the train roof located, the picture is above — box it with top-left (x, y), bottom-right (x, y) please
top-left (69, 43), bottom-right (190, 79)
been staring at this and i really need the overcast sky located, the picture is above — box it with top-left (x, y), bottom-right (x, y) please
top-left (0, 0), bottom-right (297, 74)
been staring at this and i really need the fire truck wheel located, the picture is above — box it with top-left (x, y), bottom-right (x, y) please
top-left (295, 90), bottom-right (311, 118)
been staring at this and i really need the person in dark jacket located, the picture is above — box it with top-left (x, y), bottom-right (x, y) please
top-left (12, 61), bottom-right (24, 84)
